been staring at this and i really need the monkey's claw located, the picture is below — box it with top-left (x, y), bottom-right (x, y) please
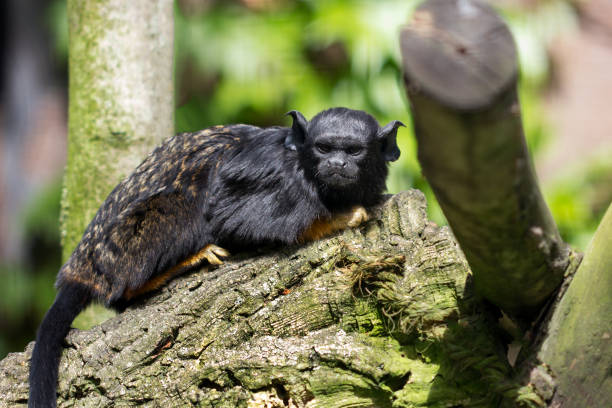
top-left (347, 206), bottom-right (369, 227)
top-left (202, 244), bottom-right (230, 265)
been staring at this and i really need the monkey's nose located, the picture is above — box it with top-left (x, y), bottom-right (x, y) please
top-left (329, 157), bottom-right (347, 169)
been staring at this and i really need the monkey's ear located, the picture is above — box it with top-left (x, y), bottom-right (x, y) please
top-left (377, 120), bottom-right (405, 162)
top-left (284, 110), bottom-right (308, 151)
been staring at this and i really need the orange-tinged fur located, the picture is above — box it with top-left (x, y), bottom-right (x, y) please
top-left (123, 244), bottom-right (229, 300)
top-left (124, 207), bottom-right (368, 300)
top-left (299, 206), bottom-right (369, 242)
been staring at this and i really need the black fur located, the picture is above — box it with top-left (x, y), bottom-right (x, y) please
top-left (28, 284), bottom-right (90, 408)
top-left (28, 107), bottom-right (403, 407)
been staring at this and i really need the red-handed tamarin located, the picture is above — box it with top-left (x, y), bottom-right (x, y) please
top-left (28, 107), bottom-right (403, 407)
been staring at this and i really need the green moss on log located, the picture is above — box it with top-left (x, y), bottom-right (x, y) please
top-left (537, 203), bottom-right (612, 407)
top-left (62, 0), bottom-right (174, 260)
top-left (0, 191), bottom-right (546, 407)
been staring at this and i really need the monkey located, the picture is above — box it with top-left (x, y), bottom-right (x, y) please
top-left (28, 107), bottom-right (404, 407)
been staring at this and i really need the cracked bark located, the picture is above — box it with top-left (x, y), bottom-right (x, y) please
top-left (1, 191), bottom-right (538, 407)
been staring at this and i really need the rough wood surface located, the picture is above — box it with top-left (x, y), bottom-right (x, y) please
top-left (62, 0), bottom-right (174, 259)
top-left (400, 0), bottom-right (570, 318)
top-left (400, 0), bottom-right (517, 110)
top-left (0, 191), bottom-right (541, 407)
top-left (536, 202), bottom-right (612, 407)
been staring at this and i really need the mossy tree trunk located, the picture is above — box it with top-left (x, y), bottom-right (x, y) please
top-left (536, 203), bottom-right (612, 406)
top-left (1, 191), bottom-right (544, 407)
top-left (400, 0), bottom-right (610, 407)
top-left (61, 0), bottom-right (174, 260)
top-left (400, 0), bottom-right (570, 319)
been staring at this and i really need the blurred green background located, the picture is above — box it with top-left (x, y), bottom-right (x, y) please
top-left (1, 0), bottom-right (610, 359)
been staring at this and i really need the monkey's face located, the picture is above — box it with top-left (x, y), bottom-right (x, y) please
top-left (285, 107), bottom-right (404, 201)
top-left (308, 134), bottom-right (368, 188)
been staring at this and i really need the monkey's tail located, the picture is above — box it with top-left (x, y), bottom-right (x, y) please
top-left (28, 284), bottom-right (91, 408)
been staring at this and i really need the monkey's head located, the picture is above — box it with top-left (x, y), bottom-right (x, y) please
top-left (284, 107), bottom-right (404, 207)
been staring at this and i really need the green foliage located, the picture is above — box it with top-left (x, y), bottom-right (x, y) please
top-left (544, 158), bottom-right (612, 249)
top-left (45, 0), bottom-right (69, 61)
top-left (175, 0), bottom-right (416, 128)
top-left (0, 183), bottom-right (63, 358)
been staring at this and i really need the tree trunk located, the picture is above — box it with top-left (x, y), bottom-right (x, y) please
top-left (0, 191), bottom-right (545, 407)
top-left (61, 0), bottom-right (174, 260)
top-left (399, 1), bottom-right (610, 407)
top-left (399, 0), bottom-right (570, 320)
top-left (536, 202), bottom-right (612, 407)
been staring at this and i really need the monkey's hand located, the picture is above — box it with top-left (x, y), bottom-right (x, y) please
top-left (299, 206), bottom-right (369, 242)
top-left (346, 206), bottom-right (369, 227)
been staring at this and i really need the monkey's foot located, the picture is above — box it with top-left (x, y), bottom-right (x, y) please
top-left (347, 206), bottom-right (369, 227)
top-left (177, 244), bottom-right (229, 269)
top-left (201, 244), bottom-right (230, 265)
top-left (122, 244), bottom-right (230, 301)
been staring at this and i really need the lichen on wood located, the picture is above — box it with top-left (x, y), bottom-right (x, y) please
top-left (400, 0), bottom-right (570, 319)
top-left (535, 202), bottom-right (612, 407)
top-left (62, 0), bottom-right (174, 260)
top-left (0, 191), bottom-right (542, 407)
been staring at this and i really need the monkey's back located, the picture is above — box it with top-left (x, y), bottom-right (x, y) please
top-left (56, 125), bottom-right (252, 305)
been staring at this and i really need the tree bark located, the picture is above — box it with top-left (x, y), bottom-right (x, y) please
top-left (399, 0), bottom-right (571, 319)
top-left (0, 191), bottom-right (544, 407)
top-left (535, 202), bottom-right (612, 407)
top-left (61, 0), bottom-right (174, 260)
top-left (399, 1), bottom-right (610, 406)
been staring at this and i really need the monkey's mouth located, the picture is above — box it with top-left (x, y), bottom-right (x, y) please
top-left (321, 172), bottom-right (357, 187)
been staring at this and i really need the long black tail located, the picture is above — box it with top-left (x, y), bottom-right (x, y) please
top-left (28, 284), bottom-right (91, 408)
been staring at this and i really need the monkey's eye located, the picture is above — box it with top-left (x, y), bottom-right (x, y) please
top-left (346, 146), bottom-right (363, 156)
top-left (315, 143), bottom-right (332, 154)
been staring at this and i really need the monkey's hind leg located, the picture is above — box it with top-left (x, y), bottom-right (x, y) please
top-left (123, 244), bottom-right (230, 300)
top-left (300, 206), bottom-right (369, 242)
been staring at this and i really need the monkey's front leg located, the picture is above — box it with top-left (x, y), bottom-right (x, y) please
top-left (123, 244), bottom-right (230, 300)
top-left (345, 206), bottom-right (369, 227)
top-left (182, 244), bottom-right (230, 266)
top-left (299, 206), bottom-right (369, 243)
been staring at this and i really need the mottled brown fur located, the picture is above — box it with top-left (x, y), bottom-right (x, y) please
top-left (57, 128), bottom-right (232, 304)
top-left (299, 206), bottom-right (369, 242)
